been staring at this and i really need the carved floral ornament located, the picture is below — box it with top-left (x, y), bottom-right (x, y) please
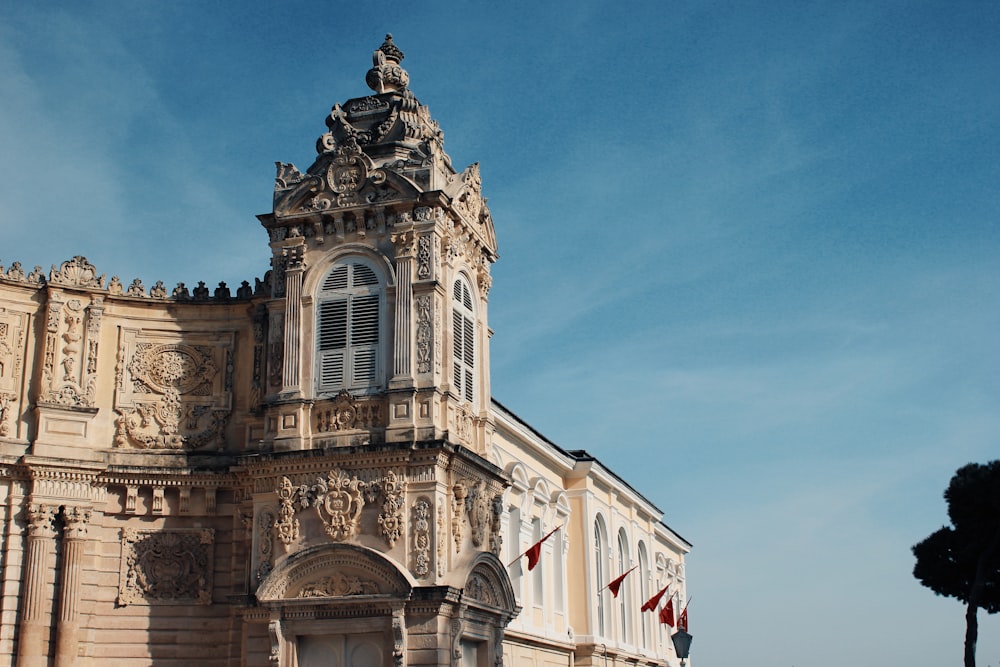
top-left (272, 469), bottom-right (406, 549)
top-left (114, 331), bottom-right (234, 451)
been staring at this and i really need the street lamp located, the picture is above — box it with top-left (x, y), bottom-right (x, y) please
top-left (671, 629), bottom-right (693, 667)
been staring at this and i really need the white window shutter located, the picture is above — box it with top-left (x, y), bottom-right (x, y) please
top-left (316, 260), bottom-right (383, 394)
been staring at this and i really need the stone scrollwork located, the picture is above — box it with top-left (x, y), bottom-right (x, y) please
top-left (412, 497), bottom-right (432, 577)
top-left (114, 329), bottom-right (234, 450)
top-left (118, 528), bottom-right (214, 606)
top-left (274, 477), bottom-right (300, 547)
top-left (377, 471), bottom-right (405, 548)
top-left (312, 469), bottom-right (367, 541)
top-left (48, 256), bottom-right (105, 289)
top-left (273, 469), bottom-right (407, 549)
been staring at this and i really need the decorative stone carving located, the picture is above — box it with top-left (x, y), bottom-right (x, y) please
top-left (417, 233), bottom-right (433, 280)
top-left (268, 312), bottom-right (283, 390)
top-left (465, 573), bottom-right (497, 606)
top-left (377, 471), bottom-right (405, 548)
top-left (126, 278), bottom-right (145, 297)
top-left (311, 469), bottom-right (367, 540)
top-left (366, 34), bottom-right (409, 94)
top-left (39, 296), bottom-right (100, 408)
top-left (412, 498), bottom-right (432, 577)
top-left (298, 572), bottom-right (379, 597)
top-left (452, 482), bottom-right (466, 553)
top-left (256, 507), bottom-right (276, 583)
top-left (27, 504), bottom-right (57, 539)
top-left (118, 528), bottom-right (214, 605)
top-left (451, 402), bottom-right (474, 444)
top-left (114, 329), bottom-right (234, 450)
top-left (315, 389), bottom-right (382, 432)
top-left (415, 295), bottom-right (432, 374)
top-left (250, 306), bottom-right (266, 410)
top-left (467, 481), bottom-right (491, 549)
top-left (437, 504), bottom-right (446, 577)
top-left (0, 308), bottom-right (27, 435)
top-left (274, 477), bottom-right (300, 547)
top-left (489, 494), bottom-right (503, 557)
top-left (62, 506), bottom-right (91, 540)
top-left (48, 256), bottom-right (105, 289)
top-left (273, 469), bottom-right (407, 548)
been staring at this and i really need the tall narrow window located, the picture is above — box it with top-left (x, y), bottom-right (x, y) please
top-left (317, 259), bottom-right (383, 394)
top-left (617, 529), bottom-right (630, 642)
top-left (594, 518), bottom-right (608, 637)
top-left (452, 276), bottom-right (475, 403)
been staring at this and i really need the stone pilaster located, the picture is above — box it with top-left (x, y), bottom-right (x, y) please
top-left (54, 506), bottom-right (91, 667)
top-left (16, 504), bottom-right (57, 667)
top-left (282, 244), bottom-right (305, 394)
top-left (393, 255), bottom-right (413, 381)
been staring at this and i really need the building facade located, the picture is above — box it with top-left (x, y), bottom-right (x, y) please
top-left (0, 36), bottom-right (690, 667)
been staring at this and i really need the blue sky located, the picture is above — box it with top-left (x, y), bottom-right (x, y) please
top-left (2, 2), bottom-right (998, 665)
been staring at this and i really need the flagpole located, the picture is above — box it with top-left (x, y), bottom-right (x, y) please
top-left (506, 525), bottom-right (561, 568)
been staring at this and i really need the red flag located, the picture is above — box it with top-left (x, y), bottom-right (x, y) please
top-left (605, 566), bottom-right (637, 598)
top-left (641, 584), bottom-right (670, 612)
top-left (659, 597), bottom-right (675, 626)
top-left (510, 526), bottom-right (560, 571)
top-left (678, 604), bottom-right (689, 632)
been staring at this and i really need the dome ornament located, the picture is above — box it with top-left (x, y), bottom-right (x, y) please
top-left (366, 34), bottom-right (409, 94)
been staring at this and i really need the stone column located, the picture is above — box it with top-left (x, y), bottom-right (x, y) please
top-left (54, 506), bottom-right (91, 667)
top-left (16, 504), bottom-right (57, 667)
top-left (281, 244), bottom-right (305, 394)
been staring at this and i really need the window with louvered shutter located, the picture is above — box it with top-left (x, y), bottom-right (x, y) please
top-left (316, 259), bottom-right (383, 394)
top-left (452, 276), bottom-right (475, 404)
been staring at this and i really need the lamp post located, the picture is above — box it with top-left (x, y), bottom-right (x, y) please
top-left (670, 629), bottom-right (693, 667)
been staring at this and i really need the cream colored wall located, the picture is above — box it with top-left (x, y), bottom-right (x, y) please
top-left (490, 405), bottom-right (690, 667)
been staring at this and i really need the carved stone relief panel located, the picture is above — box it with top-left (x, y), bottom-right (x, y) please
top-left (415, 295), bottom-right (432, 375)
top-left (412, 497), bottom-right (432, 577)
top-left (38, 294), bottom-right (103, 408)
top-left (0, 308), bottom-right (27, 436)
top-left (117, 527), bottom-right (214, 605)
top-left (113, 328), bottom-right (234, 450)
top-left (272, 468), bottom-right (406, 552)
top-left (314, 389), bottom-right (383, 433)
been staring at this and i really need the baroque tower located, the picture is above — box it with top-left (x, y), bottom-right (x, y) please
top-left (245, 35), bottom-right (515, 666)
top-left (258, 34), bottom-right (498, 455)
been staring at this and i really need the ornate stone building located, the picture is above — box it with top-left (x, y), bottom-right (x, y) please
top-left (0, 36), bottom-right (690, 667)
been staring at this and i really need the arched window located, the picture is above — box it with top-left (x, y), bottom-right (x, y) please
top-left (594, 518), bottom-right (609, 637)
top-left (638, 543), bottom-right (650, 648)
top-left (316, 258), bottom-right (384, 394)
top-left (452, 276), bottom-right (475, 403)
top-left (617, 529), bottom-right (631, 642)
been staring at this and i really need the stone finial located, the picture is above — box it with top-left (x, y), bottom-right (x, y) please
top-left (377, 34), bottom-right (404, 64)
top-left (366, 34), bottom-right (409, 93)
